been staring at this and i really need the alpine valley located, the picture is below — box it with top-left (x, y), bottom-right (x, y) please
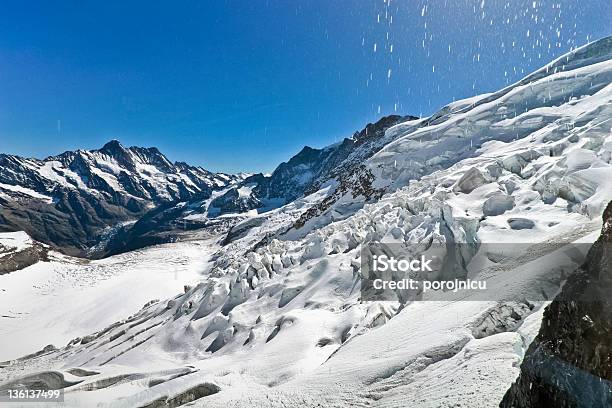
top-left (1, 37), bottom-right (611, 407)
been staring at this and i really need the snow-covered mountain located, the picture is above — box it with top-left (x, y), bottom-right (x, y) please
top-left (1, 37), bottom-right (611, 407)
top-left (0, 117), bottom-right (416, 258)
top-left (285, 36), bottom-right (612, 236)
top-left (0, 140), bottom-right (242, 256)
top-left (102, 115), bottom-right (415, 256)
top-left (209, 114), bottom-right (416, 215)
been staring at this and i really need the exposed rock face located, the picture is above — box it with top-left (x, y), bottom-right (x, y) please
top-left (101, 200), bottom-right (240, 257)
top-left (500, 201), bottom-right (612, 408)
top-left (210, 178), bottom-right (264, 215)
top-left (0, 243), bottom-right (48, 275)
top-left (293, 164), bottom-right (383, 229)
top-left (507, 218), bottom-right (536, 230)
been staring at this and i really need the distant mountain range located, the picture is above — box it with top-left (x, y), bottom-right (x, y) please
top-left (0, 114), bottom-right (414, 257)
top-left (0, 140), bottom-right (243, 256)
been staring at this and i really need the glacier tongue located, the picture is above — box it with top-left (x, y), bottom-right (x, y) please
top-left (1, 37), bottom-right (612, 407)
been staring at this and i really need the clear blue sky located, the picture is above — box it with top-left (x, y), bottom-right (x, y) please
top-left (0, 1), bottom-right (610, 173)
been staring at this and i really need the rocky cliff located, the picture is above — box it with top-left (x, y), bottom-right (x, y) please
top-left (500, 201), bottom-right (612, 407)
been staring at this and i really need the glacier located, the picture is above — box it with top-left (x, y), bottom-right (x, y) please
top-left (0, 37), bottom-right (611, 407)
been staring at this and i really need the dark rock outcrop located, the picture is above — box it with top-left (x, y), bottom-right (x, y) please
top-left (210, 179), bottom-right (264, 215)
top-left (0, 242), bottom-right (49, 275)
top-left (500, 201), bottom-right (612, 407)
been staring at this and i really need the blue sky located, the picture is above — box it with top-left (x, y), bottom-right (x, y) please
top-left (0, 1), bottom-right (610, 173)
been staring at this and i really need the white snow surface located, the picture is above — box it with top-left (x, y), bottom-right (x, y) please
top-left (0, 183), bottom-right (53, 203)
top-left (0, 239), bottom-right (216, 361)
top-left (1, 37), bottom-right (611, 407)
top-left (0, 231), bottom-right (35, 255)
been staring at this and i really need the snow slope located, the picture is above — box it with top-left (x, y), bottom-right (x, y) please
top-left (0, 232), bottom-right (34, 255)
top-left (0, 238), bottom-right (217, 362)
top-left (0, 37), bottom-right (611, 407)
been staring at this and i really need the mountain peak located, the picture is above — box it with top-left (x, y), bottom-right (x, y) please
top-left (99, 139), bottom-right (127, 155)
top-left (353, 114), bottom-right (416, 142)
top-left (129, 145), bottom-right (174, 172)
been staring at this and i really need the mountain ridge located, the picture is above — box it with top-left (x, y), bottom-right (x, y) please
top-left (99, 114), bottom-right (418, 256)
top-left (0, 139), bottom-right (242, 256)
top-left (0, 114), bottom-right (417, 257)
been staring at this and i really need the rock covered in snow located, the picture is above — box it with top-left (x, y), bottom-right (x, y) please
top-left (483, 194), bottom-right (515, 216)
